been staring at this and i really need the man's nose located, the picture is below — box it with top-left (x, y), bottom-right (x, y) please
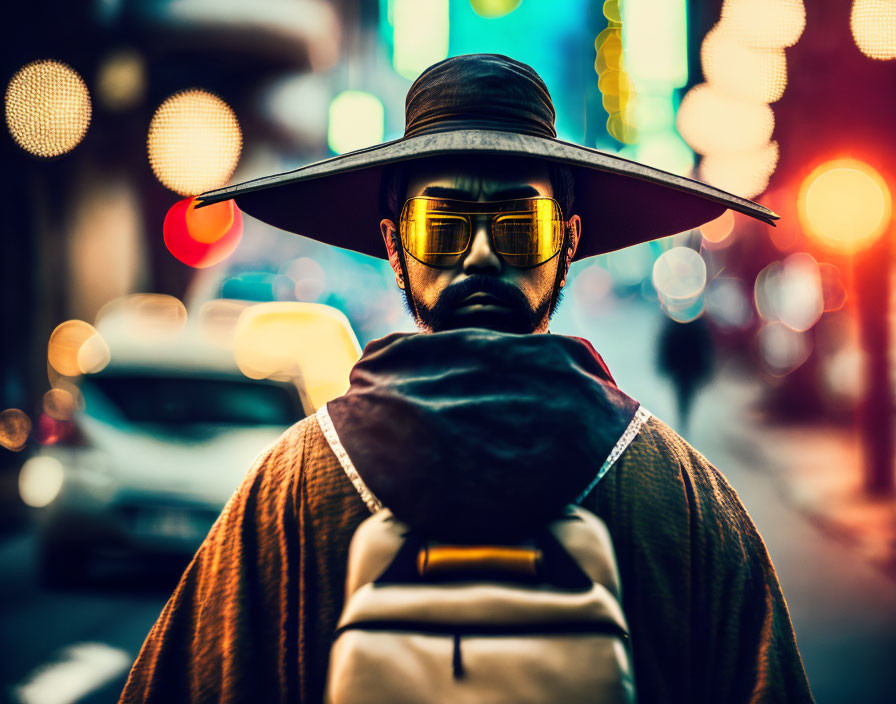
top-left (462, 219), bottom-right (502, 274)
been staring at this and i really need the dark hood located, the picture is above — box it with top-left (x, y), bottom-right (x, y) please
top-left (326, 328), bottom-right (640, 541)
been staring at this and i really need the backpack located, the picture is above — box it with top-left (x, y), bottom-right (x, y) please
top-left (324, 504), bottom-right (636, 704)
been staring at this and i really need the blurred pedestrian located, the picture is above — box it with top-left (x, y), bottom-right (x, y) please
top-left (121, 55), bottom-right (813, 704)
top-left (656, 315), bottom-right (716, 435)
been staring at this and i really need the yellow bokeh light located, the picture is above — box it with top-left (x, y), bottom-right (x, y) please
top-left (328, 90), bottom-right (385, 155)
top-left (233, 302), bottom-right (361, 410)
top-left (147, 89), bottom-right (242, 196)
top-left (0, 409), bottom-right (32, 451)
top-left (96, 293), bottom-right (188, 339)
top-left (700, 210), bottom-right (736, 244)
top-left (719, 0), bottom-right (806, 49)
top-left (798, 159), bottom-right (893, 254)
top-left (47, 320), bottom-right (110, 377)
top-left (43, 389), bottom-right (77, 421)
top-left (46, 365), bottom-right (84, 408)
top-left (699, 141), bottom-right (779, 199)
top-left (702, 26), bottom-right (787, 103)
top-left (469, 0), bottom-right (522, 18)
top-left (851, 0), bottom-right (896, 60)
top-left (393, 0), bottom-right (449, 80)
top-left (677, 83), bottom-right (774, 155)
top-left (5, 60), bottom-right (91, 157)
top-left (96, 49), bottom-right (146, 110)
top-left (603, 0), bottom-right (622, 24)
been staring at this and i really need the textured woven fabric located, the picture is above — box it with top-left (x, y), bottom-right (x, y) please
top-left (403, 54), bottom-right (557, 139)
top-left (119, 412), bottom-right (813, 703)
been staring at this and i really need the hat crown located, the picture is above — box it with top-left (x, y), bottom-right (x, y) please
top-left (404, 54), bottom-right (557, 140)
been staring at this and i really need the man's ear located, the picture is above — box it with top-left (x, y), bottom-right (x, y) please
top-left (380, 218), bottom-right (405, 289)
top-left (559, 214), bottom-right (582, 288)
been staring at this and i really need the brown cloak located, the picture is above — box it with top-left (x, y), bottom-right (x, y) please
top-left (119, 410), bottom-right (813, 703)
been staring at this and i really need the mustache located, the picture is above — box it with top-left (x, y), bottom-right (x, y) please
top-left (434, 275), bottom-right (532, 315)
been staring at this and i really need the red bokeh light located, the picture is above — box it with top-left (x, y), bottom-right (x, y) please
top-left (163, 197), bottom-right (243, 268)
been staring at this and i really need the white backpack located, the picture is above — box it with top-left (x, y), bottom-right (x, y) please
top-left (324, 504), bottom-right (636, 704)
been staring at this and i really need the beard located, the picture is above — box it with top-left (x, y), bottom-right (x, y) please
top-left (406, 274), bottom-right (556, 334)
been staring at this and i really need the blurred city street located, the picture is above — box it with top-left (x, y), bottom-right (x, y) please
top-left (1, 299), bottom-right (894, 703)
top-left (3, 1), bottom-right (896, 702)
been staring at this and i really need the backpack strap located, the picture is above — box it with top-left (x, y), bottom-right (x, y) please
top-left (576, 405), bottom-right (651, 504)
top-left (316, 404), bottom-right (383, 513)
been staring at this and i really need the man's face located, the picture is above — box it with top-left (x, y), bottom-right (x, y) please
top-left (381, 157), bottom-right (580, 334)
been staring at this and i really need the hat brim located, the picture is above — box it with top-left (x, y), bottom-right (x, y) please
top-left (197, 129), bottom-right (777, 261)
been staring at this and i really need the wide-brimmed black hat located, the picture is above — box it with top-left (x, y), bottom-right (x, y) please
top-left (197, 54), bottom-right (777, 261)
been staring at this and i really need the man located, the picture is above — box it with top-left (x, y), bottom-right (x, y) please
top-left (120, 55), bottom-right (814, 702)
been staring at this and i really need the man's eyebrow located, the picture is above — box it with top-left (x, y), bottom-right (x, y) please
top-left (487, 185), bottom-right (543, 200)
top-left (420, 186), bottom-right (473, 199)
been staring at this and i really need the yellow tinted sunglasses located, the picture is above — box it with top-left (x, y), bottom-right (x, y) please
top-left (399, 196), bottom-right (566, 269)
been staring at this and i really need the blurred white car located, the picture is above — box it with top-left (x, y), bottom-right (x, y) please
top-left (28, 336), bottom-right (311, 587)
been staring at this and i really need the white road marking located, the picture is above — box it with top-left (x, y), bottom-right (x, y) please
top-left (13, 642), bottom-right (131, 704)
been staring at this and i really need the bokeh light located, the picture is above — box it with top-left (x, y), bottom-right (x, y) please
top-left (45, 365), bottom-right (84, 411)
top-left (282, 257), bottom-right (327, 302)
top-left (757, 321), bottom-right (812, 376)
top-left (47, 320), bottom-right (110, 377)
top-left (198, 299), bottom-right (251, 348)
top-left (327, 90), bottom-right (385, 155)
top-left (622, 0), bottom-right (689, 87)
top-left (818, 262), bottom-right (848, 312)
top-left (652, 247), bottom-right (707, 321)
top-left (220, 272), bottom-right (278, 301)
top-left (594, 24), bottom-right (638, 145)
top-left (754, 254), bottom-right (824, 332)
top-left (42, 389), bottom-right (76, 421)
top-left (469, 0), bottom-right (521, 18)
top-left (798, 159), bottom-right (893, 254)
top-left (754, 261), bottom-right (783, 322)
top-left (96, 49), bottom-right (146, 110)
top-left (699, 210), bottom-right (736, 244)
top-left (777, 253), bottom-right (824, 332)
top-left (147, 89), bottom-right (242, 196)
top-left (653, 247), bottom-right (706, 300)
top-left (393, 0), bottom-right (449, 80)
top-left (36, 413), bottom-right (76, 446)
top-left (163, 197), bottom-right (243, 268)
top-left (705, 277), bottom-right (753, 330)
top-left (850, 0), bottom-right (896, 60)
top-left (632, 132), bottom-right (695, 175)
top-left (719, 0), bottom-right (807, 49)
top-left (699, 141), bottom-right (779, 199)
top-left (95, 293), bottom-right (188, 339)
top-left (603, 0), bottom-right (622, 24)
top-left (701, 26), bottom-right (787, 103)
top-left (0, 409), bottom-right (32, 451)
top-left (233, 302), bottom-right (361, 410)
top-left (18, 456), bottom-right (64, 508)
top-left (677, 83), bottom-right (775, 155)
top-left (5, 60), bottom-right (91, 157)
